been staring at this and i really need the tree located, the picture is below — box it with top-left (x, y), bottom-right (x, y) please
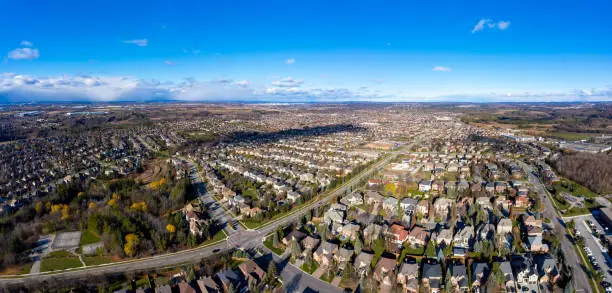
top-left (272, 231), bottom-right (280, 247)
top-left (290, 238), bottom-right (302, 260)
top-left (265, 262), bottom-right (278, 285)
top-left (319, 223), bottom-right (328, 241)
top-left (445, 266), bottom-right (453, 293)
top-left (354, 234), bottom-right (364, 255)
top-left (124, 233), bottom-right (140, 257)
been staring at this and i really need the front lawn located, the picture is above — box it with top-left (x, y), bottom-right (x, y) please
top-left (300, 260), bottom-right (319, 274)
top-left (264, 235), bottom-right (285, 255)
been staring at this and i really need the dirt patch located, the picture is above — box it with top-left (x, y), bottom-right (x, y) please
top-left (134, 159), bottom-right (169, 184)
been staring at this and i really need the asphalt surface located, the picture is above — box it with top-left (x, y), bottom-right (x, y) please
top-left (186, 161), bottom-right (241, 235)
top-left (0, 140), bottom-right (414, 291)
top-left (574, 215), bottom-right (612, 286)
top-left (520, 161), bottom-right (592, 292)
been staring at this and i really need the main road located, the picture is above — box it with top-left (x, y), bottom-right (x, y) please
top-left (0, 138), bottom-right (418, 289)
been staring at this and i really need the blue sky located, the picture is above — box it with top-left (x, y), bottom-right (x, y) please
top-left (1, 0), bottom-right (611, 102)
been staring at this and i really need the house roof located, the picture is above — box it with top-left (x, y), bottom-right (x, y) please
top-left (398, 261), bottom-right (418, 276)
top-left (423, 263), bottom-right (442, 279)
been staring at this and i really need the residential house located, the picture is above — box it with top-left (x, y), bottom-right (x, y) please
top-left (373, 257), bottom-right (397, 286)
top-left (238, 259), bottom-right (265, 285)
top-left (314, 241), bottom-right (338, 268)
top-left (472, 262), bottom-right (490, 289)
top-left (497, 218), bottom-right (513, 235)
top-left (196, 277), bottom-right (221, 293)
top-left (215, 269), bottom-right (246, 293)
top-left (528, 235), bottom-right (549, 253)
top-left (365, 191), bottom-right (384, 206)
top-left (422, 262), bottom-right (442, 293)
top-left (434, 228), bottom-right (454, 247)
top-left (453, 226), bottom-right (474, 257)
top-left (478, 223), bottom-right (496, 241)
top-left (334, 247), bottom-right (354, 267)
top-left (407, 226), bottom-right (429, 247)
top-left (398, 261), bottom-right (419, 293)
top-left (535, 255), bottom-right (561, 284)
top-left (386, 223), bottom-right (410, 246)
top-left (433, 197), bottom-right (452, 220)
top-left (499, 261), bottom-right (517, 293)
top-left (401, 198), bottom-right (418, 215)
top-left (301, 236), bottom-right (320, 251)
top-left (416, 200), bottom-right (430, 217)
top-left (450, 263), bottom-right (469, 293)
top-left (512, 255), bottom-right (539, 293)
top-left (282, 230), bottom-right (307, 246)
top-left (341, 223), bottom-right (360, 241)
top-left (383, 197), bottom-right (399, 214)
top-left (419, 180), bottom-right (432, 192)
top-left (342, 192), bottom-right (364, 206)
top-left (354, 251), bottom-right (374, 276)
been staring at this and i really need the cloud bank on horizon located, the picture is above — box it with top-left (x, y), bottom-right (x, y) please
top-left (1, 0), bottom-right (611, 103)
top-left (1, 73), bottom-right (610, 103)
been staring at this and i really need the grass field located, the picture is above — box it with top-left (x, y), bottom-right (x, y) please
top-left (80, 229), bottom-right (101, 247)
top-left (41, 250), bottom-right (83, 272)
top-left (82, 255), bottom-right (113, 266)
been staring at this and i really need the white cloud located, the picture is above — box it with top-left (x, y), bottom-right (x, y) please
top-left (122, 39), bottom-right (148, 47)
top-left (165, 60), bottom-right (175, 66)
top-left (432, 66), bottom-right (452, 72)
top-left (7, 48), bottom-right (39, 60)
top-left (0, 73), bottom-right (610, 103)
top-left (497, 21), bottom-right (511, 30)
top-left (272, 77), bottom-right (304, 88)
top-left (472, 19), bottom-right (511, 33)
top-left (286, 58), bottom-right (295, 65)
top-left (20, 41), bottom-right (33, 47)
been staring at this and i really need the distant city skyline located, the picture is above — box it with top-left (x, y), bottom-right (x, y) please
top-left (1, 0), bottom-right (611, 102)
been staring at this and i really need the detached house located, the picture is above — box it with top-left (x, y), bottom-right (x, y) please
top-left (422, 262), bottom-right (442, 293)
top-left (449, 263), bottom-right (469, 293)
top-left (314, 241), bottom-right (338, 268)
top-left (373, 257), bottom-right (397, 286)
top-left (398, 261), bottom-right (419, 293)
top-left (386, 224), bottom-right (410, 246)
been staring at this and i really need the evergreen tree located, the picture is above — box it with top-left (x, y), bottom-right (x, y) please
top-left (445, 266), bottom-right (453, 293)
top-left (354, 233), bottom-right (364, 255)
top-left (272, 231), bottom-right (280, 247)
top-left (290, 238), bottom-right (302, 259)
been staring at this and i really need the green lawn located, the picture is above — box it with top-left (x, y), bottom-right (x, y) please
top-left (202, 229), bottom-right (226, 245)
top-left (80, 229), bottom-right (102, 247)
top-left (398, 245), bottom-right (424, 263)
top-left (371, 238), bottom-right (385, 266)
top-left (41, 251), bottom-right (83, 272)
top-left (546, 132), bottom-right (596, 141)
top-left (82, 255), bottom-right (113, 266)
top-left (320, 271), bottom-right (334, 283)
top-left (263, 236), bottom-right (285, 255)
top-left (300, 261), bottom-right (319, 274)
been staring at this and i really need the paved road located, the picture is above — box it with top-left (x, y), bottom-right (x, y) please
top-left (520, 161), bottom-right (592, 292)
top-left (0, 138), bottom-right (416, 290)
top-left (185, 161), bottom-right (241, 235)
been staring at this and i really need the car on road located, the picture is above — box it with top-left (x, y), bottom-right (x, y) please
top-left (213, 249), bottom-right (220, 253)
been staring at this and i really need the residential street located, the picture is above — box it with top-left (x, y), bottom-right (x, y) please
top-left (520, 161), bottom-right (592, 292)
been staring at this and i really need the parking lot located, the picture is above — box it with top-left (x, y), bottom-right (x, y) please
top-left (573, 214), bottom-right (612, 291)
